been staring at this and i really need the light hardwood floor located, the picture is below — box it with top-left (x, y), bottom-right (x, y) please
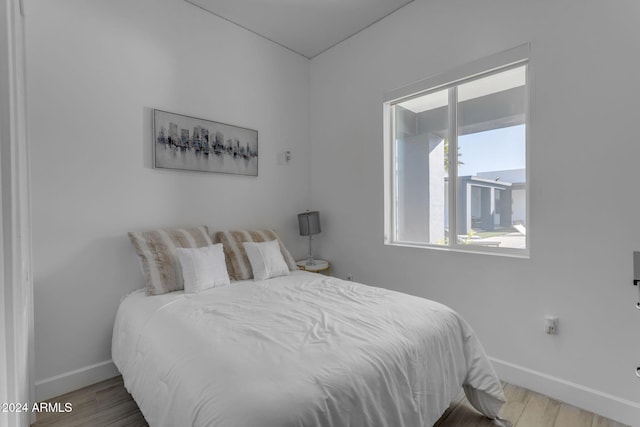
top-left (31, 376), bottom-right (628, 427)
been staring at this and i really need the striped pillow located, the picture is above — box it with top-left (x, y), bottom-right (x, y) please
top-left (128, 226), bottom-right (212, 295)
top-left (214, 229), bottom-right (297, 280)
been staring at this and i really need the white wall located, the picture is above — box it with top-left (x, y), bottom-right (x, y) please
top-left (310, 0), bottom-right (640, 424)
top-left (25, 0), bottom-right (311, 400)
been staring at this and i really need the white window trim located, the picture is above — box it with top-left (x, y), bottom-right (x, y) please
top-left (383, 44), bottom-right (531, 258)
top-left (1, 1), bottom-right (35, 426)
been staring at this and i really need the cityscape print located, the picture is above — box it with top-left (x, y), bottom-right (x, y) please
top-left (153, 109), bottom-right (258, 176)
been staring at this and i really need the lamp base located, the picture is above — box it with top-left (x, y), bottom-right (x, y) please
top-left (301, 258), bottom-right (317, 267)
top-left (304, 235), bottom-right (316, 267)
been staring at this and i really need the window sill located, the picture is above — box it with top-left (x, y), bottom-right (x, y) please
top-left (385, 240), bottom-right (530, 259)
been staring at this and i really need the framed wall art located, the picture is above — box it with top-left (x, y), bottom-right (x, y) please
top-left (153, 109), bottom-right (258, 176)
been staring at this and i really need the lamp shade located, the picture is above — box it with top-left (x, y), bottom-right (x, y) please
top-left (298, 211), bottom-right (321, 236)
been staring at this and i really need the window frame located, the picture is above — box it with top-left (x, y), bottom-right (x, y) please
top-left (383, 44), bottom-right (530, 257)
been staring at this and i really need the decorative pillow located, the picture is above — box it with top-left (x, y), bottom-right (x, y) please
top-left (214, 229), bottom-right (297, 280)
top-left (243, 240), bottom-right (290, 281)
top-left (176, 244), bottom-right (231, 293)
top-left (128, 226), bottom-right (212, 295)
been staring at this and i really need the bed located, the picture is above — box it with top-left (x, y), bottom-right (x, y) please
top-left (116, 227), bottom-right (505, 426)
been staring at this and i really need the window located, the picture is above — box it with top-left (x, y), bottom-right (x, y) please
top-left (383, 45), bottom-right (529, 256)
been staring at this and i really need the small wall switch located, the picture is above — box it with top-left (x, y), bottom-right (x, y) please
top-left (545, 316), bottom-right (559, 335)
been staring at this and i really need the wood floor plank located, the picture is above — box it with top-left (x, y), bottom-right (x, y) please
top-left (437, 400), bottom-right (497, 426)
top-left (592, 414), bottom-right (630, 427)
top-left (95, 382), bottom-right (137, 410)
top-left (503, 383), bottom-right (531, 405)
top-left (554, 403), bottom-right (594, 427)
top-left (499, 383), bottom-right (531, 425)
top-left (433, 391), bottom-right (465, 426)
top-left (90, 399), bottom-right (143, 426)
top-left (34, 374), bottom-right (126, 424)
top-left (104, 411), bottom-right (149, 427)
top-left (514, 392), bottom-right (561, 427)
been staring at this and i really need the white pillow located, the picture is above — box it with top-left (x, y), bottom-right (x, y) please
top-left (243, 240), bottom-right (290, 281)
top-left (176, 244), bottom-right (230, 293)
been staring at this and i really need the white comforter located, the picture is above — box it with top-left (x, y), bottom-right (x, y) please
top-left (112, 271), bottom-right (505, 427)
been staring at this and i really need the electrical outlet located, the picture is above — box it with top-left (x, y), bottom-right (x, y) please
top-left (277, 150), bottom-right (292, 165)
top-left (544, 316), bottom-right (558, 335)
top-left (346, 274), bottom-right (353, 281)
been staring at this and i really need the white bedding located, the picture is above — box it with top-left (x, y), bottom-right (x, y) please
top-left (112, 271), bottom-right (505, 427)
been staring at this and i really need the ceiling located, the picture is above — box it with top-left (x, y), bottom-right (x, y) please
top-left (185, 0), bottom-right (415, 59)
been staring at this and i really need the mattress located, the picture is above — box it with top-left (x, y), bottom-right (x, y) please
top-left (112, 271), bottom-right (505, 427)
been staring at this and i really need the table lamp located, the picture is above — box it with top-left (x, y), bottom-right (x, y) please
top-left (298, 211), bottom-right (321, 266)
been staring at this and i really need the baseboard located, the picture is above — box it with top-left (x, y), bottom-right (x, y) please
top-left (34, 360), bottom-right (119, 402)
top-left (490, 357), bottom-right (640, 427)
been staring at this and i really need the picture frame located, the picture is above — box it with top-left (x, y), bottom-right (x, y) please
top-left (153, 109), bottom-right (258, 176)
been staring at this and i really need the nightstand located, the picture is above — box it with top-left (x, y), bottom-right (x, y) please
top-left (296, 259), bottom-right (331, 276)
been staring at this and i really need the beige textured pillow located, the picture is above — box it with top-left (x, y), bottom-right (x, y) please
top-left (214, 229), bottom-right (297, 280)
top-left (128, 225), bottom-right (212, 295)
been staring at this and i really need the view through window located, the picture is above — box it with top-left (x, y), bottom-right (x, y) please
top-left (385, 53), bottom-right (528, 256)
